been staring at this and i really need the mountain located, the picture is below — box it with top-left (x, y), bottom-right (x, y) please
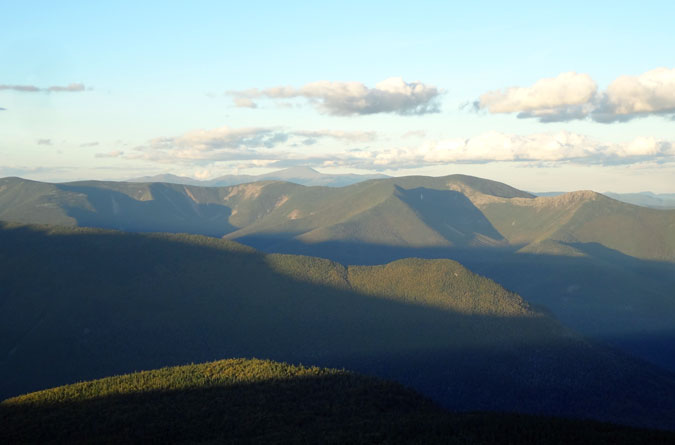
top-left (3, 358), bottom-right (673, 444)
top-left (536, 191), bottom-right (675, 209)
top-left (123, 173), bottom-right (205, 186)
top-left (604, 192), bottom-right (675, 209)
top-left (3, 223), bottom-right (675, 429)
top-left (1, 174), bottom-right (675, 373)
top-left (128, 166), bottom-right (389, 187)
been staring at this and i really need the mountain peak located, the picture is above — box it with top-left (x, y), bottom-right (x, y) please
top-left (266, 166), bottom-right (322, 178)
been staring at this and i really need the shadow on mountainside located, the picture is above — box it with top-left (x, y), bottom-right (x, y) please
top-left (234, 236), bottom-right (675, 373)
top-left (2, 223), bottom-right (675, 430)
top-left (395, 187), bottom-right (505, 246)
top-left (3, 373), bottom-right (675, 444)
top-left (57, 183), bottom-right (236, 236)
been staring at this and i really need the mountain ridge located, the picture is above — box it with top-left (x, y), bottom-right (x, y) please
top-left (4, 358), bottom-right (674, 444)
top-left (128, 166), bottom-right (389, 188)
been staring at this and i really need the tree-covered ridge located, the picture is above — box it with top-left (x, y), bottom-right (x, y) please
top-left (3, 358), bottom-right (674, 445)
top-left (348, 258), bottom-right (532, 316)
top-left (3, 358), bottom-right (343, 405)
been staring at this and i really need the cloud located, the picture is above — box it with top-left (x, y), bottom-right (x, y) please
top-left (0, 85), bottom-right (40, 92)
top-left (95, 150), bottom-right (125, 158)
top-left (476, 68), bottom-right (675, 122)
top-left (229, 77), bottom-right (441, 115)
top-left (0, 83), bottom-right (86, 93)
top-left (0, 107), bottom-right (6, 111)
top-left (131, 126), bottom-right (378, 163)
top-left (0, 165), bottom-right (67, 177)
top-left (233, 97), bottom-right (257, 108)
top-left (402, 130), bottom-right (427, 139)
top-left (320, 132), bottom-right (675, 170)
top-left (152, 126), bottom-right (289, 151)
top-left (80, 142), bottom-right (100, 147)
top-left (594, 68), bottom-right (675, 122)
top-left (130, 126), bottom-right (290, 163)
top-left (478, 72), bottom-right (597, 122)
top-left (37, 139), bottom-right (53, 146)
top-left (293, 129), bottom-right (376, 143)
top-left (129, 124), bottom-right (674, 172)
top-left (46, 83), bottom-right (85, 92)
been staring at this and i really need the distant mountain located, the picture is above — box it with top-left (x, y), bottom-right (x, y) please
top-left (128, 166), bottom-right (389, 187)
top-left (535, 191), bottom-right (675, 209)
top-left (3, 223), bottom-right (675, 429)
top-left (3, 358), bottom-right (674, 444)
top-left (125, 173), bottom-right (204, 186)
top-left (604, 192), bottom-right (675, 209)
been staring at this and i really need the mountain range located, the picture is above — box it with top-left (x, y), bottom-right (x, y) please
top-left (2, 223), bottom-right (675, 430)
top-left (128, 166), bottom-right (389, 187)
top-left (128, 165), bottom-right (674, 209)
top-left (1, 173), bottom-right (674, 374)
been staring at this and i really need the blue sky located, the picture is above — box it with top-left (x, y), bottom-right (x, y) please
top-left (2, 1), bottom-right (674, 191)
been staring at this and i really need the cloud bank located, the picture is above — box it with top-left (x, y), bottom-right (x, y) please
top-left (343, 132), bottom-right (675, 170)
top-left (0, 83), bottom-right (86, 93)
top-left (476, 68), bottom-right (675, 122)
top-left (131, 126), bottom-right (377, 163)
top-left (229, 77), bottom-right (441, 115)
top-left (130, 125), bottom-right (673, 171)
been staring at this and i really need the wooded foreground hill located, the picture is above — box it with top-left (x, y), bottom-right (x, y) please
top-left (3, 358), bottom-right (674, 444)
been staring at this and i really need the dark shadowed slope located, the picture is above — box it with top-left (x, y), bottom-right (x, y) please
top-left (3, 359), bottom-right (674, 444)
top-left (2, 223), bottom-right (675, 429)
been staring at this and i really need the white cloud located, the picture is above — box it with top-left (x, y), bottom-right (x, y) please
top-left (233, 97), bottom-right (257, 108)
top-left (229, 77), bottom-right (441, 115)
top-left (323, 132), bottom-right (675, 170)
top-left (132, 126), bottom-right (377, 163)
top-left (478, 72), bottom-right (597, 121)
top-left (293, 129), bottom-right (377, 143)
top-left (150, 126), bottom-right (288, 151)
top-left (0, 83), bottom-right (86, 93)
top-left (401, 130), bottom-right (427, 139)
top-left (476, 68), bottom-right (675, 122)
top-left (95, 150), bottom-right (125, 158)
top-left (122, 124), bottom-right (674, 171)
top-left (597, 68), bottom-right (675, 121)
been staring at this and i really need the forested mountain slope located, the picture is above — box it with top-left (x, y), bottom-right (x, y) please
top-left (2, 223), bottom-right (675, 429)
top-left (3, 358), bottom-right (673, 444)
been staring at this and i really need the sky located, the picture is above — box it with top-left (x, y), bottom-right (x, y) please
top-left (1, 1), bottom-right (674, 192)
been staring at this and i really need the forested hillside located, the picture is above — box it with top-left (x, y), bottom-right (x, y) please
top-left (3, 358), bottom-right (673, 444)
top-left (2, 223), bottom-right (675, 429)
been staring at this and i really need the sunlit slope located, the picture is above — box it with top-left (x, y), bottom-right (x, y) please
top-left (3, 359), bottom-right (673, 445)
top-left (348, 259), bottom-right (529, 316)
top-left (2, 223), bottom-right (675, 429)
top-left (227, 175), bottom-right (527, 247)
top-left (475, 191), bottom-right (675, 260)
top-left (0, 178), bottom-right (80, 226)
